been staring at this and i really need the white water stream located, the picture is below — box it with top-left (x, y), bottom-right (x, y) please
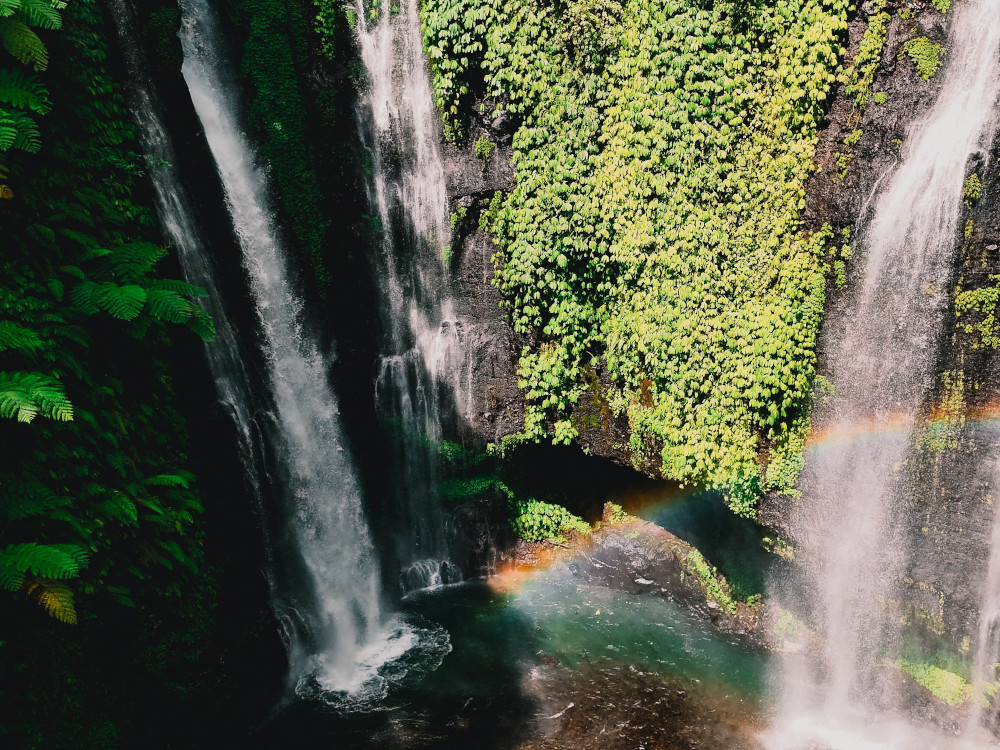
top-left (353, 0), bottom-right (471, 588)
top-left (767, 1), bottom-right (1000, 747)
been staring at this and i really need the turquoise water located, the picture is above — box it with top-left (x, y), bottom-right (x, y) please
top-left (261, 548), bottom-right (769, 747)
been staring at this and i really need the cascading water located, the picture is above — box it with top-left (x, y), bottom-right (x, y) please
top-left (353, 0), bottom-right (471, 591)
top-left (766, 2), bottom-right (1000, 747)
top-left (968, 486), bottom-right (1000, 741)
top-left (112, 0), bottom-right (449, 706)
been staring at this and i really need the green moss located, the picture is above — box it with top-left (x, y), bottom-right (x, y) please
top-left (932, 0), bottom-right (951, 13)
top-left (845, 2), bottom-right (890, 110)
top-left (872, 91), bottom-right (888, 105)
top-left (775, 606), bottom-right (802, 637)
top-left (686, 549), bottom-right (737, 614)
top-left (895, 658), bottom-right (970, 707)
top-left (916, 371), bottom-right (964, 452)
top-left (956, 275), bottom-right (1000, 348)
top-left (903, 36), bottom-right (944, 81)
top-left (963, 173), bottom-right (982, 205)
top-left (236, 0), bottom-right (330, 290)
top-left (473, 135), bottom-right (495, 166)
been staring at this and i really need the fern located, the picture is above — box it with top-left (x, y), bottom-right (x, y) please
top-left (142, 472), bottom-right (192, 490)
top-left (0, 542), bottom-right (88, 579)
top-left (145, 289), bottom-right (193, 324)
top-left (144, 278), bottom-right (208, 297)
top-left (99, 491), bottom-right (138, 525)
top-left (187, 306), bottom-right (215, 342)
top-left (0, 319), bottom-right (42, 352)
top-left (16, 0), bottom-right (62, 31)
top-left (0, 18), bottom-right (48, 70)
top-left (0, 0), bottom-right (20, 18)
top-left (24, 579), bottom-right (76, 623)
top-left (0, 68), bottom-right (50, 112)
top-left (0, 105), bottom-right (39, 151)
top-left (0, 370), bottom-right (73, 422)
top-left (97, 282), bottom-right (146, 320)
top-left (106, 242), bottom-right (167, 282)
top-left (0, 479), bottom-right (71, 520)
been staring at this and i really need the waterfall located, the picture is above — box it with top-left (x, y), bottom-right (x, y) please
top-left (353, 0), bottom-right (471, 591)
top-left (110, 0), bottom-right (452, 707)
top-left (969, 488), bottom-right (1000, 740)
top-left (766, 1), bottom-right (1000, 747)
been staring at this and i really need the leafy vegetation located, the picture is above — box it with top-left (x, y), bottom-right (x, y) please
top-left (895, 657), bottom-right (971, 707)
top-left (0, 0), bottom-right (211, 628)
top-left (229, 0), bottom-right (331, 290)
top-left (686, 548), bottom-right (737, 614)
top-left (955, 275), bottom-right (1000, 348)
top-left (423, 0), bottom-right (867, 511)
top-left (903, 36), bottom-right (943, 81)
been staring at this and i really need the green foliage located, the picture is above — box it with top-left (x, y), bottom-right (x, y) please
top-left (604, 501), bottom-right (628, 524)
top-left (844, 2), bottom-right (889, 111)
top-left (0, 370), bottom-right (72, 422)
top-left (963, 173), bottom-right (982, 206)
top-left (872, 91), bottom-right (887, 105)
top-left (916, 370), bottom-right (964, 453)
top-left (473, 134), bottom-right (494, 165)
top-left (0, 0), bottom-right (210, 629)
top-left (0, 0), bottom-right (65, 157)
top-left (895, 658), bottom-right (970, 707)
top-left (509, 498), bottom-right (591, 543)
top-left (903, 36), bottom-right (943, 81)
top-left (955, 275), bottom-right (1000, 348)
top-left (932, 0), bottom-right (951, 13)
top-left (423, 0), bottom-right (855, 502)
top-left (228, 0), bottom-right (331, 292)
top-left (686, 548), bottom-right (737, 614)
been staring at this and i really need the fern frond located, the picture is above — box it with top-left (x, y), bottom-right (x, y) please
top-left (0, 18), bottom-right (48, 70)
top-left (188, 306), bottom-right (216, 342)
top-left (99, 491), bottom-right (138, 525)
top-left (68, 278), bottom-right (99, 313)
top-left (0, 0), bottom-right (20, 19)
top-left (0, 480), bottom-right (71, 520)
top-left (97, 282), bottom-right (147, 321)
top-left (141, 473), bottom-right (190, 489)
top-left (24, 579), bottom-right (77, 623)
top-left (0, 106), bottom-right (39, 152)
top-left (144, 278), bottom-right (208, 297)
top-left (56, 226), bottom-right (100, 246)
top-left (0, 183), bottom-right (11, 198)
top-left (0, 370), bottom-right (72, 421)
top-left (18, 0), bottom-right (62, 30)
top-left (0, 564), bottom-right (22, 591)
top-left (0, 542), bottom-right (86, 579)
top-left (0, 68), bottom-right (51, 113)
top-left (105, 242), bottom-right (167, 282)
top-left (145, 289), bottom-right (192, 324)
top-left (0, 320), bottom-right (42, 353)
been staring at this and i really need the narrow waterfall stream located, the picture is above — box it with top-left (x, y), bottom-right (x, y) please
top-left (113, 0), bottom-right (452, 707)
top-left (767, 1), bottom-right (1000, 747)
top-left (353, 0), bottom-right (470, 590)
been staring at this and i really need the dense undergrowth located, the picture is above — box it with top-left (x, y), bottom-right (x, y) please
top-left (0, 1), bottom-right (271, 745)
top-left (422, 0), bottom-right (863, 512)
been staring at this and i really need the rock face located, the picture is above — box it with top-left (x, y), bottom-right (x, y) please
top-left (444, 0), bottom-right (1000, 653)
top-left (764, 0), bottom-right (1000, 646)
top-left (442, 117), bottom-right (527, 445)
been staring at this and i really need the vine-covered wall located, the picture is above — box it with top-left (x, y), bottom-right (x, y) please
top-left (422, 0), bottom-right (865, 512)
